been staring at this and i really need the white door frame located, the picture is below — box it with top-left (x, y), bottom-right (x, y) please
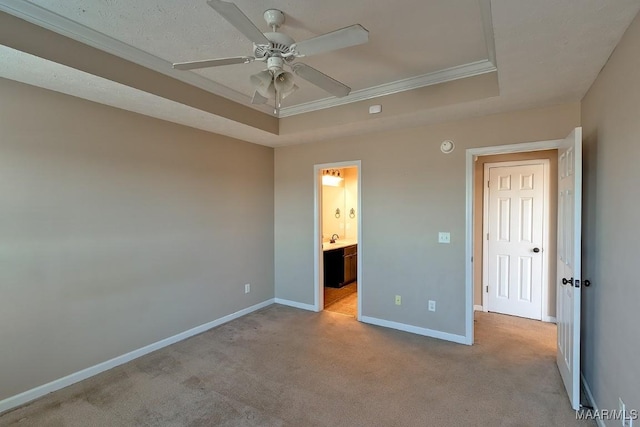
top-left (482, 159), bottom-right (551, 320)
top-left (465, 139), bottom-right (562, 344)
top-left (313, 160), bottom-right (362, 320)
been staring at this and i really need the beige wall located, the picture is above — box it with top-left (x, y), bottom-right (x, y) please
top-left (322, 182), bottom-right (344, 241)
top-left (344, 168), bottom-right (358, 240)
top-left (473, 150), bottom-right (558, 320)
top-left (0, 78), bottom-right (275, 402)
top-left (280, 73), bottom-right (499, 135)
top-left (275, 103), bottom-right (579, 335)
top-left (0, 12), bottom-right (278, 134)
top-left (580, 10), bottom-right (640, 421)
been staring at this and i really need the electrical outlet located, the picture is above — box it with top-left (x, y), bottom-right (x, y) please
top-left (438, 232), bottom-right (451, 244)
top-left (395, 295), bottom-right (402, 305)
top-left (428, 300), bottom-right (436, 312)
top-left (244, 283), bottom-right (251, 294)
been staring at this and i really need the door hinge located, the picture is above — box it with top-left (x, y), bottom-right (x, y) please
top-left (487, 181), bottom-right (490, 188)
top-left (486, 233), bottom-right (489, 240)
top-left (486, 285), bottom-right (489, 293)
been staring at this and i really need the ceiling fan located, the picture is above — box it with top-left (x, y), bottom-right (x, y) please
top-left (172, 0), bottom-right (369, 114)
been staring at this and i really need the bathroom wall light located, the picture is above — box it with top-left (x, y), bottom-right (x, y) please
top-left (322, 169), bottom-right (343, 186)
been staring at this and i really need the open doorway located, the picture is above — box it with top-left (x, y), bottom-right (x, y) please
top-left (314, 161), bottom-right (361, 319)
top-left (466, 130), bottom-right (583, 411)
top-left (464, 139), bottom-right (565, 345)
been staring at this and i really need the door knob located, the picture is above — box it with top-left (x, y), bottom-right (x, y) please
top-left (533, 247), bottom-right (540, 253)
top-left (562, 277), bottom-right (573, 285)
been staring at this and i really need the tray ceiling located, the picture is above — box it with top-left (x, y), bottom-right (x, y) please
top-left (1, 0), bottom-right (640, 146)
top-left (6, 0), bottom-right (495, 115)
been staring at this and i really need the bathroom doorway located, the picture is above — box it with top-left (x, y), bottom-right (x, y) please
top-left (314, 161), bottom-right (361, 319)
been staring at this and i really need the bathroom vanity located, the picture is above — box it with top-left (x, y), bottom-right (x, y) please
top-left (323, 242), bottom-right (357, 288)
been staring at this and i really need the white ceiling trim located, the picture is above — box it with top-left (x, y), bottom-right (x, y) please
top-left (479, 0), bottom-right (497, 66)
top-left (278, 59), bottom-right (497, 117)
top-left (279, 0), bottom-right (498, 117)
top-left (0, 0), bottom-right (499, 120)
top-left (0, 0), bottom-right (275, 115)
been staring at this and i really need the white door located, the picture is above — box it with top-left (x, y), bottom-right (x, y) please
top-left (486, 161), bottom-right (547, 320)
top-left (556, 128), bottom-right (582, 410)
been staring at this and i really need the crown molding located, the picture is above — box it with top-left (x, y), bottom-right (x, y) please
top-left (479, 0), bottom-right (497, 66)
top-left (0, 0), bottom-right (497, 119)
top-left (279, 0), bottom-right (497, 118)
top-left (0, 0), bottom-right (274, 115)
top-left (278, 60), bottom-right (497, 117)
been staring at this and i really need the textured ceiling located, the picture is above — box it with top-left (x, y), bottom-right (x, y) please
top-left (0, 0), bottom-right (639, 147)
top-left (25, 0), bottom-right (489, 108)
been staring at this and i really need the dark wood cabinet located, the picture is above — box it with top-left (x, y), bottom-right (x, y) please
top-left (324, 244), bottom-right (357, 288)
top-left (323, 248), bottom-right (344, 288)
top-left (343, 245), bottom-right (357, 285)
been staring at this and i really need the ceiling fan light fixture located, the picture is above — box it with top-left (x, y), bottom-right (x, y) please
top-left (273, 70), bottom-right (295, 95)
top-left (250, 70), bottom-right (275, 98)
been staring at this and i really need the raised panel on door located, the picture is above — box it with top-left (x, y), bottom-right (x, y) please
top-left (520, 197), bottom-right (533, 243)
top-left (518, 256), bottom-right (533, 302)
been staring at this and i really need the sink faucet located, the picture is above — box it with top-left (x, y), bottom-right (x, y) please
top-left (330, 234), bottom-right (339, 243)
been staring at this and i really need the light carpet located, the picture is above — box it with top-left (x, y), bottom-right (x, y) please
top-left (0, 306), bottom-right (595, 427)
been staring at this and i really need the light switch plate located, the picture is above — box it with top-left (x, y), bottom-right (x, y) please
top-left (438, 232), bottom-right (451, 243)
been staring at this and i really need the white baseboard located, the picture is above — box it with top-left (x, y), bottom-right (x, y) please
top-left (360, 316), bottom-right (469, 345)
top-left (543, 315), bottom-right (557, 323)
top-left (0, 298), bottom-right (275, 415)
top-left (581, 372), bottom-right (605, 427)
top-left (274, 298), bottom-right (316, 311)
top-left (474, 305), bottom-right (483, 311)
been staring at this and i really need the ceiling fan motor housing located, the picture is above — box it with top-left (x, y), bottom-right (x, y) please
top-left (254, 32), bottom-right (296, 62)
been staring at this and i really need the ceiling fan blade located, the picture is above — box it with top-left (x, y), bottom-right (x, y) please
top-left (292, 63), bottom-right (351, 97)
top-left (206, 0), bottom-right (270, 45)
top-left (251, 91), bottom-right (269, 105)
top-left (292, 24), bottom-right (369, 57)
top-left (172, 56), bottom-right (254, 70)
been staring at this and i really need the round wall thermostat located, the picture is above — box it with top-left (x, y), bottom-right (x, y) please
top-left (440, 140), bottom-right (455, 153)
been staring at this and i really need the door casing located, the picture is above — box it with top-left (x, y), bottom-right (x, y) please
top-left (465, 139), bottom-right (564, 345)
top-left (313, 160), bottom-right (362, 319)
